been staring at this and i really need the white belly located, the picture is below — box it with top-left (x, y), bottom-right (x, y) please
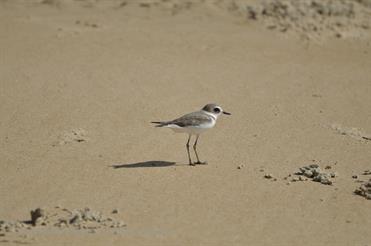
top-left (165, 121), bottom-right (215, 135)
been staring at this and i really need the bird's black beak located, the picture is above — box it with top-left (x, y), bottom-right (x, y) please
top-left (223, 111), bottom-right (231, 115)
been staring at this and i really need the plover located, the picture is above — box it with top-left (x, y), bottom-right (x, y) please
top-left (151, 103), bottom-right (231, 166)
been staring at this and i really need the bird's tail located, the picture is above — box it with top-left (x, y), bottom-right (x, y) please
top-left (151, 121), bottom-right (169, 127)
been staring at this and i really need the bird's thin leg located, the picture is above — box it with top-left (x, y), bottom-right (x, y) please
top-left (193, 135), bottom-right (207, 165)
top-left (186, 134), bottom-right (194, 166)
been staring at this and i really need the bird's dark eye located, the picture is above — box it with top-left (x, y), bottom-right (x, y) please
top-left (213, 108), bottom-right (221, 113)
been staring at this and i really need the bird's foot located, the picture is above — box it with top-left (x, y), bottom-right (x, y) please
top-left (193, 161), bottom-right (208, 165)
top-left (189, 162), bottom-right (196, 166)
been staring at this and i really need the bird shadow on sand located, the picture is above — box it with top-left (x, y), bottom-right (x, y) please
top-left (111, 161), bottom-right (177, 169)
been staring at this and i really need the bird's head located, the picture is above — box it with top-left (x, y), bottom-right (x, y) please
top-left (202, 103), bottom-right (231, 118)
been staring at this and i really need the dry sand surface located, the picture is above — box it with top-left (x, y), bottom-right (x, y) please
top-left (1, 0), bottom-right (371, 245)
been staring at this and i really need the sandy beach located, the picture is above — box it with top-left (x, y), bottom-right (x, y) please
top-left (1, 0), bottom-right (371, 245)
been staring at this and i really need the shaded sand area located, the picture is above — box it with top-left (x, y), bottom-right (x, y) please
top-left (1, 0), bottom-right (371, 245)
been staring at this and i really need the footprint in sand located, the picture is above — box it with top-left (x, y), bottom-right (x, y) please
top-left (52, 128), bottom-right (88, 146)
top-left (330, 123), bottom-right (371, 141)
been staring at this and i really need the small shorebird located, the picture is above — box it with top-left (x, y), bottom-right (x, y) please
top-left (151, 103), bottom-right (231, 166)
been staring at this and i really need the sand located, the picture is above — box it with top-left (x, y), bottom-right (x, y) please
top-left (1, 0), bottom-right (371, 245)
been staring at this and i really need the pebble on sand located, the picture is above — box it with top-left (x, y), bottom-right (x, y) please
top-left (264, 174), bottom-right (274, 179)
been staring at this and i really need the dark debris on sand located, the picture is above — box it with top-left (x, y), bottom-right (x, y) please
top-left (0, 207), bottom-right (126, 235)
top-left (354, 179), bottom-right (371, 200)
top-left (288, 164), bottom-right (337, 185)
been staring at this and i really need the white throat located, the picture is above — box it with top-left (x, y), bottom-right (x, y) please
top-left (202, 110), bottom-right (218, 121)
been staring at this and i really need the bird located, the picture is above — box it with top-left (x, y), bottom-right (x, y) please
top-left (151, 103), bottom-right (231, 166)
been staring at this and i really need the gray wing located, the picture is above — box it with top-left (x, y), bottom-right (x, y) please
top-left (169, 111), bottom-right (212, 127)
